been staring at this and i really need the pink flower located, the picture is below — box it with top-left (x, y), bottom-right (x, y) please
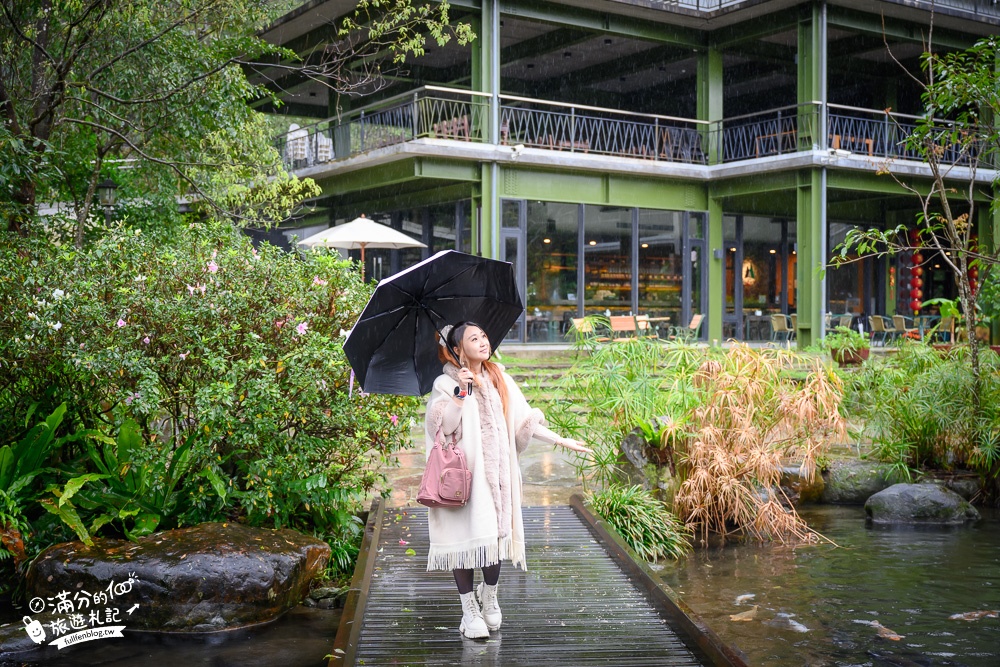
top-left (199, 283), bottom-right (207, 294)
top-left (187, 285), bottom-right (196, 295)
top-left (312, 276), bottom-right (328, 286)
top-left (207, 260), bottom-right (219, 273)
top-left (143, 336), bottom-right (150, 345)
top-left (117, 318), bottom-right (126, 328)
top-left (179, 351), bottom-right (189, 360)
top-left (398, 539), bottom-right (408, 546)
top-left (390, 414), bottom-right (399, 426)
top-left (296, 322), bottom-right (308, 335)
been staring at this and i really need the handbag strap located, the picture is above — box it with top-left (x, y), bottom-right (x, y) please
top-left (435, 428), bottom-right (458, 450)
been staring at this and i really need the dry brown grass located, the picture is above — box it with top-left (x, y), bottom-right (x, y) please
top-left (673, 344), bottom-right (847, 544)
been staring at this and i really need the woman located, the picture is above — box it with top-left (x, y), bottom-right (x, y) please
top-left (425, 321), bottom-right (591, 639)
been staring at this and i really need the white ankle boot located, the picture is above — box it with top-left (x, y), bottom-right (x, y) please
top-left (459, 591), bottom-right (489, 639)
top-left (476, 582), bottom-right (502, 631)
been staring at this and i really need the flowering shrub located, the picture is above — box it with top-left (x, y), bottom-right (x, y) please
top-left (0, 222), bottom-right (417, 574)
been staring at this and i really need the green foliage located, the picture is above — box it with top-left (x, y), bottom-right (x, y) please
top-left (556, 337), bottom-right (711, 490)
top-left (587, 485), bottom-right (691, 561)
top-left (842, 342), bottom-right (1000, 489)
top-left (822, 326), bottom-right (870, 353)
top-left (0, 222), bottom-right (418, 578)
top-left (341, 0), bottom-right (475, 64)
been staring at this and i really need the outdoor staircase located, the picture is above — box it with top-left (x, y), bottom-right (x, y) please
top-left (496, 347), bottom-right (584, 416)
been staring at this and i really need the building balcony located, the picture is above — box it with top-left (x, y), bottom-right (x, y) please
top-left (273, 86), bottom-right (994, 179)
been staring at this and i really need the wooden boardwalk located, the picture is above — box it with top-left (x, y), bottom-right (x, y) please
top-left (331, 497), bottom-right (746, 666)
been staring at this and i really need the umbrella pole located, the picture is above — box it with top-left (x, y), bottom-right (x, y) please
top-left (360, 243), bottom-right (366, 281)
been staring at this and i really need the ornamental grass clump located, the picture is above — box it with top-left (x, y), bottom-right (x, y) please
top-left (588, 484), bottom-right (691, 561)
top-left (674, 345), bottom-right (847, 544)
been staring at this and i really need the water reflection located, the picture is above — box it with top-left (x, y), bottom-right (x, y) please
top-left (658, 506), bottom-right (1000, 666)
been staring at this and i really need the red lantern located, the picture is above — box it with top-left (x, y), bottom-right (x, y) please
top-left (910, 266), bottom-right (920, 276)
top-left (908, 229), bottom-right (920, 244)
top-left (910, 299), bottom-right (922, 311)
top-left (912, 253), bottom-right (924, 265)
top-left (969, 267), bottom-right (979, 280)
top-left (915, 277), bottom-right (924, 288)
top-left (970, 280), bottom-right (978, 293)
top-left (914, 267), bottom-right (924, 277)
top-left (914, 289), bottom-right (923, 299)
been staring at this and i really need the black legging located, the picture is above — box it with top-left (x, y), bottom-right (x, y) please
top-left (453, 562), bottom-right (501, 595)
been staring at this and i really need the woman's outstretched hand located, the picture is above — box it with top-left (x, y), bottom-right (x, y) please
top-left (557, 437), bottom-right (592, 455)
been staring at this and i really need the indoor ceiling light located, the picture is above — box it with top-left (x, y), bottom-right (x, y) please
top-left (769, 249), bottom-right (777, 254)
top-left (589, 240), bottom-right (597, 246)
top-left (641, 243), bottom-right (649, 248)
top-left (543, 238), bottom-right (551, 244)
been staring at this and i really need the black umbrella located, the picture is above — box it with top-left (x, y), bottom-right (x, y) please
top-left (343, 250), bottom-right (524, 395)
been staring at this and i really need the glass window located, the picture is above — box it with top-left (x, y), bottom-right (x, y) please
top-left (638, 209), bottom-right (682, 328)
top-left (525, 202), bottom-right (579, 342)
top-left (583, 206), bottom-right (632, 316)
top-left (741, 216), bottom-right (783, 312)
top-left (502, 200), bottom-right (521, 228)
top-left (458, 200), bottom-right (472, 254)
top-left (827, 222), bottom-right (864, 314)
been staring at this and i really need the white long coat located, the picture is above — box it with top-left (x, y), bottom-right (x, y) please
top-left (424, 365), bottom-right (543, 572)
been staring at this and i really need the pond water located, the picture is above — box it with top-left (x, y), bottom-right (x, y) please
top-left (0, 606), bottom-right (339, 667)
top-left (657, 506), bottom-right (1000, 667)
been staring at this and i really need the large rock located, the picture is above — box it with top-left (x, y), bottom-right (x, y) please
top-left (25, 522), bottom-right (330, 632)
top-left (820, 459), bottom-right (895, 504)
top-left (779, 465), bottom-right (825, 505)
top-left (865, 483), bottom-right (981, 524)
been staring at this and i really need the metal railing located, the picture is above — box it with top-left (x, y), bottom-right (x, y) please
top-left (273, 91), bottom-right (994, 171)
top-left (499, 95), bottom-right (709, 164)
top-left (273, 86), bottom-right (490, 169)
top-left (827, 104), bottom-right (989, 166)
top-left (710, 104), bottom-right (820, 163)
top-left (645, 0), bottom-right (1000, 19)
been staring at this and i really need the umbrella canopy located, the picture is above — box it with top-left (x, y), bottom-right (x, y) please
top-left (298, 216), bottom-right (426, 279)
top-left (343, 250), bottom-right (523, 396)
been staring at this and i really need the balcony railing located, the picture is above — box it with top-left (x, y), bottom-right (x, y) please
top-left (499, 95), bottom-right (709, 163)
top-left (711, 104), bottom-right (819, 163)
top-left (652, 0), bottom-right (1000, 19)
top-left (273, 90), bottom-right (993, 171)
top-left (273, 86), bottom-right (490, 169)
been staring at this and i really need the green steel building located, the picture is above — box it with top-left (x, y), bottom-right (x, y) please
top-left (256, 0), bottom-right (999, 346)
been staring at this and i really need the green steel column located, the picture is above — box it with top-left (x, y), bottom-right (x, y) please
top-left (796, 169), bottom-right (823, 348)
top-left (478, 2), bottom-right (497, 258)
top-left (697, 46), bottom-right (722, 164)
top-left (707, 195), bottom-right (724, 342)
top-left (797, 7), bottom-right (822, 149)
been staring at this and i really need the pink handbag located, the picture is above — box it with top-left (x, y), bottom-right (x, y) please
top-left (417, 429), bottom-right (472, 508)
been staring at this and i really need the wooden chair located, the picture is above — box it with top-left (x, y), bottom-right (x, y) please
top-left (569, 317), bottom-right (609, 343)
top-left (789, 313), bottom-right (798, 341)
top-left (633, 314), bottom-right (658, 340)
top-left (770, 313), bottom-right (792, 342)
top-left (609, 315), bottom-right (639, 341)
top-left (838, 314), bottom-right (854, 329)
top-left (669, 314), bottom-right (704, 342)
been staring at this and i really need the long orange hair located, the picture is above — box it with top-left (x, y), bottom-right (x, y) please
top-left (437, 323), bottom-right (509, 417)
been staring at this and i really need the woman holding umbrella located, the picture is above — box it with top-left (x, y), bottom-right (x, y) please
top-left (426, 321), bottom-right (591, 640)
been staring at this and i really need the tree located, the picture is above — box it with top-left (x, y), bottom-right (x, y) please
top-left (0, 0), bottom-right (473, 242)
top-left (832, 34), bottom-right (1000, 400)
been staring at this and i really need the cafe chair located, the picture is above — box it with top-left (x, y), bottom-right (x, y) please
top-left (770, 313), bottom-right (792, 342)
top-left (893, 315), bottom-right (919, 341)
top-left (868, 315), bottom-right (894, 346)
top-left (669, 314), bottom-right (704, 342)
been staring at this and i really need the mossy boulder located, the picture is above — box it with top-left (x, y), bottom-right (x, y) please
top-left (25, 522), bottom-right (330, 633)
top-left (779, 465), bottom-right (825, 505)
top-left (820, 459), bottom-right (894, 505)
top-left (864, 483), bottom-right (980, 524)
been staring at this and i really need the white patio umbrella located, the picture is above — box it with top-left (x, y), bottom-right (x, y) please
top-left (298, 215), bottom-right (426, 279)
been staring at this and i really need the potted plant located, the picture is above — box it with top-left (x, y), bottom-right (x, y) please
top-left (824, 325), bottom-right (870, 365)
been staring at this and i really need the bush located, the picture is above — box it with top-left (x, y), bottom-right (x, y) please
top-left (0, 222), bottom-right (418, 579)
top-left (587, 484), bottom-right (691, 561)
top-left (843, 342), bottom-right (1000, 490)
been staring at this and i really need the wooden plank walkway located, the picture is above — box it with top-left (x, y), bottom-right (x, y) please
top-left (331, 498), bottom-right (747, 666)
